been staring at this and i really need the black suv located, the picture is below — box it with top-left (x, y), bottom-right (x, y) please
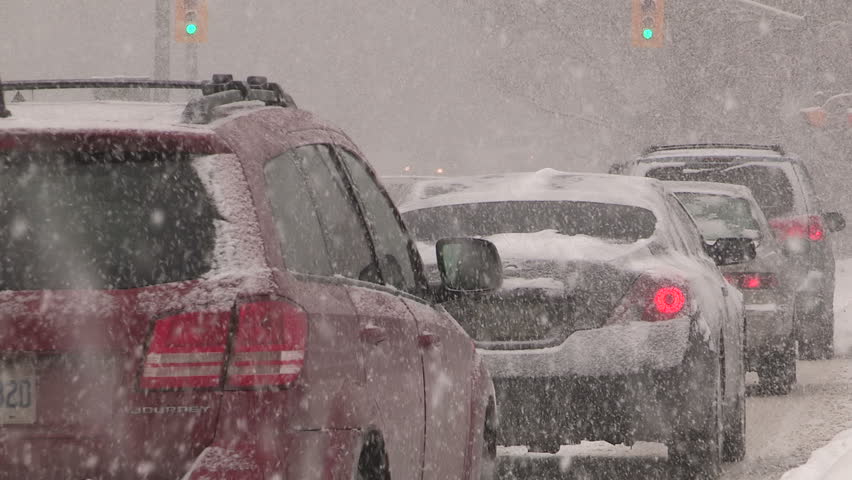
top-left (612, 144), bottom-right (846, 359)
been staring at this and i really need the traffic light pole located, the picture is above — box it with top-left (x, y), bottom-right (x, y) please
top-left (153, 0), bottom-right (171, 100)
top-left (186, 43), bottom-right (199, 81)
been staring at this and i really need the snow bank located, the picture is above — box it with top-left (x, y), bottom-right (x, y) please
top-left (777, 257), bottom-right (852, 480)
top-left (833, 258), bottom-right (852, 356)
top-left (780, 429), bottom-right (852, 480)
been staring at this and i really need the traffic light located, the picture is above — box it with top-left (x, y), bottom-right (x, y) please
top-left (175, 0), bottom-right (208, 43)
top-left (632, 0), bottom-right (665, 48)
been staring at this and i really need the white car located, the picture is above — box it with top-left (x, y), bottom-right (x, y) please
top-left (398, 169), bottom-right (750, 478)
top-left (667, 181), bottom-right (798, 395)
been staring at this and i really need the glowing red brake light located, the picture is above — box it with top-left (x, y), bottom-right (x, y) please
top-left (607, 276), bottom-right (689, 325)
top-left (225, 301), bottom-right (308, 389)
top-left (141, 312), bottom-right (230, 389)
top-left (724, 272), bottom-right (777, 290)
top-left (769, 215), bottom-right (825, 242)
top-left (652, 286), bottom-right (686, 317)
top-left (808, 217), bottom-right (825, 241)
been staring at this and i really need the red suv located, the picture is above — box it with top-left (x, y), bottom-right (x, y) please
top-left (0, 76), bottom-right (497, 480)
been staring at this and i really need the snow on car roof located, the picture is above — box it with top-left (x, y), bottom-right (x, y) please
top-left (398, 169), bottom-right (669, 214)
top-left (663, 180), bottom-right (754, 199)
top-left (640, 148), bottom-right (784, 160)
top-left (0, 101), bottom-right (210, 133)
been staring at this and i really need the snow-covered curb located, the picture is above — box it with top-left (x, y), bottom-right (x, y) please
top-left (780, 429), bottom-right (852, 480)
top-left (778, 257), bottom-right (852, 480)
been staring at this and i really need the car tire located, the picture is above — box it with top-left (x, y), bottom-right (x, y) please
top-left (480, 401), bottom-right (497, 480)
top-left (356, 431), bottom-right (391, 480)
top-left (669, 355), bottom-right (723, 480)
top-left (799, 304), bottom-right (834, 360)
top-left (758, 347), bottom-right (797, 395)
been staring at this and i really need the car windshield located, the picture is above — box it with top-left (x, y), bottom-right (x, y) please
top-left (402, 201), bottom-right (656, 243)
top-left (645, 163), bottom-right (795, 219)
top-left (0, 151), bottom-right (217, 290)
top-left (675, 192), bottom-right (761, 241)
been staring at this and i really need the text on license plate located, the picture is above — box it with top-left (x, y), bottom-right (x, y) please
top-left (0, 360), bottom-right (36, 424)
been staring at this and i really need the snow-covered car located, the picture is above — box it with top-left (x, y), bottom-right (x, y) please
top-left (667, 181), bottom-right (798, 394)
top-left (0, 77), bottom-right (498, 480)
top-left (613, 144), bottom-right (846, 359)
top-left (398, 169), bottom-right (750, 478)
top-left (381, 175), bottom-right (443, 204)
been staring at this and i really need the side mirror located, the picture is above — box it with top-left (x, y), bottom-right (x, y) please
top-left (436, 238), bottom-right (503, 292)
top-left (704, 238), bottom-right (757, 266)
top-left (824, 212), bottom-right (846, 232)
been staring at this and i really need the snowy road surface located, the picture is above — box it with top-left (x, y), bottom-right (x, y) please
top-left (495, 258), bottom-right (852, 480)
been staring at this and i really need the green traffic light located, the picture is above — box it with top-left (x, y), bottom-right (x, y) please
top-left (185, 23), bottom-right (198, 35)
top-left (643, 28), bottom-right (654, 40)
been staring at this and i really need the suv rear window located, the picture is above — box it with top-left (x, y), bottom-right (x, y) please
top-left (675, 193), bottom-right (761, 241)
top-left (0, 151), bottom-right (217, 290)
top-left (645, 162), bottom-right (795, 218)
top-left (402, 201), bottom-right (656, 243)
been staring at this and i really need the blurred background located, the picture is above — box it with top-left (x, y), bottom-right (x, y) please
top-left (4, 0), bottom-right (851, 184)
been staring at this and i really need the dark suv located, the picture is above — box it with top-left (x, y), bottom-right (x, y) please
top-left (0, 76), bottom-right (498, 480)
top-left (612, 144), bottom-right (846, 359)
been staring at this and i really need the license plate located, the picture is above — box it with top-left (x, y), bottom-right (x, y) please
top-left (0, 358), bottom-right (36, 425)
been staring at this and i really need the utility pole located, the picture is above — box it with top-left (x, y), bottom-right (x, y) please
top-left (153, 0), bottom-right (171, 101)
top-left (186, 43), bottom-right (199, 81)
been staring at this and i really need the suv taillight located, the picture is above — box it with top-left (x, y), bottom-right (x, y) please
top-left (225, 301), bottom-right (308, 389)
top-left (607, 275), bottom-right (689, 325)
top-left (142, 312), bottom-right (231, 389)
top-left (769, 215), bottom-right (824, 242)
top-left (141, 301), bottom-right (308, 390)
top-left (724, 272), bottom-right (778, 290)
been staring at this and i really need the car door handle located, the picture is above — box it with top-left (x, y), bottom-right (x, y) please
top-left (360, 326), bottom-right (388, 346)
top-left (418, 332), bottom-right (441, 349)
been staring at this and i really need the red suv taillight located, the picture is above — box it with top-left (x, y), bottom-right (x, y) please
top-left (769, 215), bottom-right (825, 242)
top-left (225, 301), bottom-right (308, 389)
top-left (142, 300), bottom-right (308, 390)
top-left (607, 275), bottom-right (689, 325)
top-left (724, 272), bottom-right (778, 290)
top-left (142, 312), bottom-right (231, 389)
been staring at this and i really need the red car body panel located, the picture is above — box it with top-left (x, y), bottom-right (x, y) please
top-left (0, 104), bottom-right (493, 479)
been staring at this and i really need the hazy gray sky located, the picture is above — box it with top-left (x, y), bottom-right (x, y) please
top-left (4, 1), bottom-right (643, 175)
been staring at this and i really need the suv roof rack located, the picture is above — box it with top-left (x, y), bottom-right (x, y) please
top-left (0, 74), bottom-right (297, 124)
top-left (642, 143), bottom-right (785, 156)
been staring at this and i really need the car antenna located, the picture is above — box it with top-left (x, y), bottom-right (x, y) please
top-left (0, 75), bottom-right (10, 117)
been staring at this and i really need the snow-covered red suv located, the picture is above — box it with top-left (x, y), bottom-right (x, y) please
top-left (0, 76), bottom-right (497, 480)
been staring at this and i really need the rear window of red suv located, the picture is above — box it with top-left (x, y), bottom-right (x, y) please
top-left (0, 150), bottom-right (218, 290)
top-left (643, 161), bottom-right (796, 219)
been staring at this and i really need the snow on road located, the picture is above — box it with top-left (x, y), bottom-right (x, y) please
top-left (766, 259), bottom-right (852, 480)
top-left (497, 257), bottom-right (852, 480)
top-left (834, 258), bottom-right (852, 358)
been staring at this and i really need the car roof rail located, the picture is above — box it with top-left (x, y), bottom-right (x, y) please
top-left (0, 74), bottom-right (297, 123)
top-left (642, 143), bottom-right (785, 156)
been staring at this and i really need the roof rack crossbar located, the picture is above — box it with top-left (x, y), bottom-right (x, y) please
top-left (643, 143), bottom-right (785, 156)
top-left (182, 89), bottom-right (246, 124)
top-left (0, 75), bottom-right (298, 123)
top-left (1, 79), bottom-right (207, 91)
